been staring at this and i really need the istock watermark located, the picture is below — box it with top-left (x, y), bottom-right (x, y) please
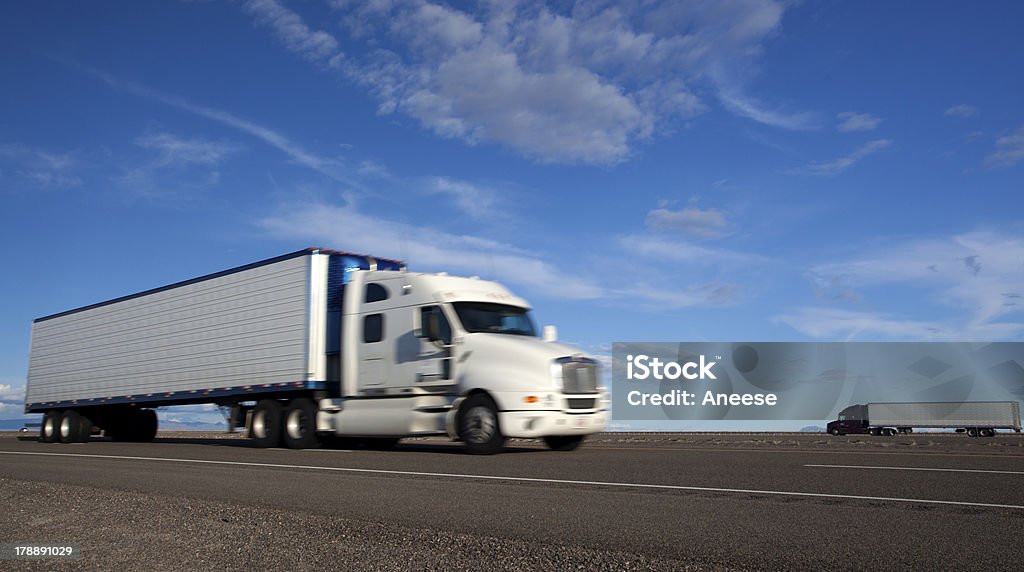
top-left (611, 342), bottom-right (1024, 421)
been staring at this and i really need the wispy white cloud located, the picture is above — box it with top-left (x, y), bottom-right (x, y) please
top-left (783, 232), bottom-right (1024, 340)
top-left (0, 143), bottom-right (82, 189)
top-left (0, 382), bottom-right (25, 402)
top-left (773, 307), bottom-right (1023, 341)
top-left (944, 104), bottom-right (978, 118)
top-left (111, 132), bottom-right (240, 200)
top-left (243, 0), bottom-right (343, 67)
top-left (619, 234), bottom-right (765, 265)
top-left (135, 133), bottom-right (239, 167)
top-left (76, 65), bottom-right (348, 181)
top-left (715, 87), bottom-right (818, 131)
top-left (645, 205), bottom-right (730, 238)
top-left (259, 200), bottom-right (603, 299)
top-left (247, 1), bottom-right (797, 163)
top-left (793, 139), bottom-right (891, 176)
top-left (836, 111), bottom-right (881, 132)
top-left (427, 177), bottom-right (502, 220)
top-left (615, 282), bottom-right (741, 309)
top-left (985, 125), bottom-right (1024, 168)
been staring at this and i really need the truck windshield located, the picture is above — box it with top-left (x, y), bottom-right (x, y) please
top-left (451, 302), bottom-right (537, 336)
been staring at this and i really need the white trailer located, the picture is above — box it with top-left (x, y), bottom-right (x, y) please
top-left (26, 248), bottom-right (608, 453)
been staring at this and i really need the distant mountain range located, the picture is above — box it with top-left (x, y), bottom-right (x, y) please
top-left (0, 418), bottom-right (39, 430)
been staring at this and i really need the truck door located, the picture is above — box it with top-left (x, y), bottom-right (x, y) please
top-left (407, 305), bottom-right (453, 385)
top-left (373, 302), bottom-right (453, 390)
top-left (356, 281), bottom-right (393, 389)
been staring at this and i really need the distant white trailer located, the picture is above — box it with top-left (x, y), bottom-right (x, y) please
top-left (828, 401), bottom-right (1022, 437)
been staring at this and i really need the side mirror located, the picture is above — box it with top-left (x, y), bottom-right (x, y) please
top-left (543, 325), bottom-right (558, 342)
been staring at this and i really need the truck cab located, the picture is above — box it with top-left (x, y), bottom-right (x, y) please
top-left (317, 270), bottom-right (608, 453)
top-left (827, 404), bottom-right (868, 436)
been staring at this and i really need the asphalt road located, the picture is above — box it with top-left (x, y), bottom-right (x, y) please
top-left (2, 432), bottom-right (1023, 570)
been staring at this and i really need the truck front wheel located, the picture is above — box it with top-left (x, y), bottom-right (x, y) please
top-left (829, 428), bottom-right (841, 436)
top-left (544, 435), bottom-right (585, 451)
top-left (458, 394), bottom-right (505, 455)
top-left (283, 398), bottom-right (320, 449)
top-left (251, 400), bottom-right (283, 448)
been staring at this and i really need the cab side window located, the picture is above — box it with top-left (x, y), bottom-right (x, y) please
top-left (365, 283), bottom-right (389, 303)
top-left (363, 314), bottom-right (384, 343)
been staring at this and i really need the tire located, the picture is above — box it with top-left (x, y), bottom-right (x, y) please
top-left (251, 400), bottom-right (283, 448)
top-left (829, 428), bottom-right (841, 436)
top-left (283, 398), bottom-right (320, 449)
top-left (458, 394), bottom-right (505, 455)
top-left (869, 428), bottom-right (880, 436)
top-left (544, 435), bottom-right (585, 451)
top-left (40, 410), bottom-right (61, 443)
top-left (982, 428), bottom-right (995, 438)
top-left (967, 427), bottom-right (979, 437)
top-left (59, 410), bottom-right (89, 443)
top-left (884, 428), bottom-right (896, 436)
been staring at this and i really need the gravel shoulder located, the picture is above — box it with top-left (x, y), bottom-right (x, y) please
top-left (0, 477), bottom-right (705, 572)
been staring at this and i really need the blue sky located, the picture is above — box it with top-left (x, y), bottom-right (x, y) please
top-left (2, 1), bottom-right (1023, 428)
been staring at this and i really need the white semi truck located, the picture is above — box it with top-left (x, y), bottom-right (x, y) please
top-left (25, 248), bottom-right (608, 453)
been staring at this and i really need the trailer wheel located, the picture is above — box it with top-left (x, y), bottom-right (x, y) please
top-left (251, 400), bottom-right (283, 448)
top-left (40, 411), bottom-right (60, 443)
top-left (458, 394), bottom-right (505, 455)
top-left (283, 398), bottom-right (320, 449)
top-left (981, 428), bottom-right (995, 437)
top-left (59, 410), bottom-right (89, 443)
top-left (967, 427), bottom-right (979, 437)
top-left (543, 435), bottom-right (585, 451)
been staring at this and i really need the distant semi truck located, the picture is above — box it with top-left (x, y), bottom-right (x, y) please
top-left (25, 248), bottom-right (608, 453)
top-left (828, 401), bottom-right (1022, 437)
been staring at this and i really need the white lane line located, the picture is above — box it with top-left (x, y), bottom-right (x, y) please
top-left (806, 464), bottom-right (1024, 475)
top-left (3, 451), bottom-right (1023, 510)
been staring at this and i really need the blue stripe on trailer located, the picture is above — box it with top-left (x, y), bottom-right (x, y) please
top-left (24, 380), bottom-right (330, 413)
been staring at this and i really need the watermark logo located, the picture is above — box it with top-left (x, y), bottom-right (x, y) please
top-left (612, 342), bottom-right (1024, 422)
top-left (626, 354), bottom-right (718, 380)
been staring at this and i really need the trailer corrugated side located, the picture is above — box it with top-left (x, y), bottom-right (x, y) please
top-left (25, 249), bottom-right (401, 412)
top-left (867, 401), bottom-right (1021, 429)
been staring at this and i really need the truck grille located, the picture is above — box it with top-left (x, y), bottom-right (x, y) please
top-left (560, 358), bottom-right (598, 394)
top-left (567, 398), bottom-right (597, 409)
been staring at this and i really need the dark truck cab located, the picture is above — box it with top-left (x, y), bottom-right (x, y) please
top-left (827, 404), bottom-right (911, 436)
